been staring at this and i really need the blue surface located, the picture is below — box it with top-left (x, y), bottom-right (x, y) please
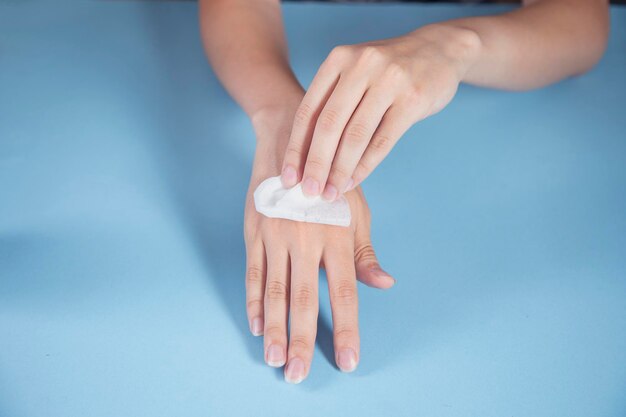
top-left (1, 2), bottom-right (625, 416)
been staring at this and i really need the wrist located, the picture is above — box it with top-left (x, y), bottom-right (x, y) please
top-left (412, 23), bottom-right (482, 80)
top-left (251, 105), bottom-right (296, 156)
top-left (252, 139), bottom-right (284, 179)
top-left (249, 88), bottom-right (304, 166)
top-left (249, 93), bottom-right (304, 182)
top-left (250, 87), bottom-right (305, 136)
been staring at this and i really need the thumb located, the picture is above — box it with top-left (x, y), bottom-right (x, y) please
top-left (354, 236), bottom-right (395, 290)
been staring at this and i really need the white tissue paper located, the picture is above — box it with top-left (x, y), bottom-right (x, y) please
top-left (253, 176), bottom-right (351, 227)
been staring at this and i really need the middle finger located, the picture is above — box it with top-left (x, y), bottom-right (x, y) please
top-left (301, 72), bottom-right (369, 197)
top-left (284, 249), bottom-right (320, 384)
top-left (263, 246), bottom-right (290, 368)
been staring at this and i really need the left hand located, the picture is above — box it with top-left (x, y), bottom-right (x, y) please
top-left (280, 24), bottom-right (481, 199)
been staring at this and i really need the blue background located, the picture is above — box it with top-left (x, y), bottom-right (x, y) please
top-left (1, 2), bottom-right (625, 416)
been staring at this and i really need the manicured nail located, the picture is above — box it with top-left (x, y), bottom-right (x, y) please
top-left (281, 165), bottom-right (298, 188)
top-left (302, 177), bottom-right (320, 196)
top-left (266, 344), bottom-right (285, 367)
top-left (284, 357), bottom-right (306, 384)
top-left (345, 179), bottom-right (354, 192)
top-left (322, 184), bottom-right (338, 201)
top-left (337, 348), bottom-right (358, 372)
top-left (250, 317), bottom-right (263, 336)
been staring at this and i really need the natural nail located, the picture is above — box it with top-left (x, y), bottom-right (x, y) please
top-left (250, 317), bottom-right (263, 336)
top-left (302, 177), bottom-right (320, 196)
top-left (282, 165), bottom-right (297, 187)
top-left (345, 179), bottom-right (355, 192)
top-left (372, 268), bottom-right (396, 285)
top-left (322, 184), bottom-right (338, 201)
top-left (284, 357), bottom-right (306, 384)
top-left (266, 344), bottom-right (285, 367)
top-left (337, 348), bottom-right (358, 373)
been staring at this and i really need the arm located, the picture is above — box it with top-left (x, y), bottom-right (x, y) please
top-left (279, 0), bottom-right (610, 201)
top-left (450, 0), bottom-right (610, 90)
top-left (199, 0), bottom-right (302, 122)
top-left (199, 0), bottom-right (394, 384)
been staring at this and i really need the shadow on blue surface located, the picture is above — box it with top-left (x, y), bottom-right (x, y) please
top-left (132, 2), bottom-right (543, 384)
top-left (1, 1), bottom-right (626, 415)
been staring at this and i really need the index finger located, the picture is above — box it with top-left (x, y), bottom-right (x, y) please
top-left (300, 73), bottom-right (368, 198)
top-left (280, 61), bottom-right (340, 189)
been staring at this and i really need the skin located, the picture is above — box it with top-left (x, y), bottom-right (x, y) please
top-left (244, 100), bottom-right (394, 383)
top-left (281, 1), bottom-right (610, 198)
top-left (199, 0), bottom-right (609, 383)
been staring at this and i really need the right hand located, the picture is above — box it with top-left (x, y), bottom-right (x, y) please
top-left (245, 103), bottom-right (395, 383)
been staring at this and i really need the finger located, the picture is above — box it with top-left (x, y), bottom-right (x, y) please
top-left (323, 87), bottom-right (394, 200)
top-left (350, 104), bottom-right (414, 190)
top-left (301, 72), bottom-right (370, 197)
top-left (353, 190), bottom-right (395, 289)
top-left (245, 239), bottom-right (266, 336)
top-left (323, 245), bottom-right (360, 372)
top-left (263, 247), bottom-right (290, 368)
top-left (354, 237), bottom-right (395, 289)
top-left (281, 57), bottom-right (342, 188)
top-left (285, 250), bottom-right (320, 384)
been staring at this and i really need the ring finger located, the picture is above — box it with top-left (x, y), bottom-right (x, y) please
top-left (263, 245), bottom-right (290, 368)
top-left (324, 86), bottom-right (394, 199)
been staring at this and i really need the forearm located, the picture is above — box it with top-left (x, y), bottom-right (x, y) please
top-left (440, 0), bottom-right (609, 90)
top-left (199, 0), bottom-right (303, 119)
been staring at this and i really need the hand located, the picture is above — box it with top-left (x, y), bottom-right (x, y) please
top-left (245, 106), bottom-right (395, 383)
top-left (280, 24), bottom-right (481, 199)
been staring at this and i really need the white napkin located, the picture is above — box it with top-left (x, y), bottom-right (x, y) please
top-left (253, 176), bottom-right (351, 227)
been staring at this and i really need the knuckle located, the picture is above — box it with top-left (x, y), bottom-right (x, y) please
top-left (284, 145), bottom-right (303, 161)
top-left (292, 284), bottom-right (315, 308)
top-left (334, 326), bottom-right (357, 341)
top-left (331, 279), bottom-right (357, 304)
top-left (358, 45), bottom-right (384, 65)
top-left (412, 83), bottom-right (425, 96)
top-left (330, 164), bottom-right (350, 181)
top-left (356, 158), bottom-right (373, 175)
top-left (290, 335), bottom-right (311, 352)
top-left (384, 62), bottom-right (405, 81)
top-left (317, 108), bottom-right (341, 131)
top-left (264, 324), bottom-right (285, 339)
top-left (305, 154), bottom-right (327, 171)
top-left (354, 243), bottom-right (377, 265)
top-left (266, 280), bottom-right (288, 300)
top-left (293, 103), bottom-right (313, 127)
top-left (344, 121), bottom-right (370, 144)
top-left (405, 85), bottom-right (424, 107)
top-left (329, 45), bottom-right (350, 60)
top-left (246, 265), bottom-right (264, 284)
top-left (370, 133), bottom-right (392, 151)
top-left (246, 298), bottom-right (263, 312)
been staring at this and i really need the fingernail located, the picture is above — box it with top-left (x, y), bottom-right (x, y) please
top-left (345, 179), bottom-right (354, 192)
top-left (266, 344), bottom-right (285, 367)
top-left (322, 184), bottom-right (338, 201)
top-left (250, 317), bottom-right (263, 336)
top-left (284, 357), bottom-right (306, 384)
top-left (337, 348), bottom-right (358, 372)
top-left (302, 177), bottom-right (320, 196)
top-left (372, 267), bottom-right (396, 284)
top-left (281, 166), bottom-right (297, 188)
